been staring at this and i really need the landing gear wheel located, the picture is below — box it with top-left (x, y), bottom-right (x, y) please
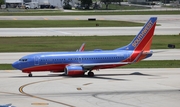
top-left (88, 72), bottom-right (94, 77)
top-left (28, 73), bottom-right (32, 77)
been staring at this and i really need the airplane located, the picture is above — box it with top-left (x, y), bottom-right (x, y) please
top-left (12, 17), bottom-right (157, 77)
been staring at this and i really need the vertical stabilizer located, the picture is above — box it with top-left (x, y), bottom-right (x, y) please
top-left (116, 17), bottom-right (157, 51)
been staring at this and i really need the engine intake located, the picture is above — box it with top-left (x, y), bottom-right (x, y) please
top-left (65, 65), bottom-right (85, 76)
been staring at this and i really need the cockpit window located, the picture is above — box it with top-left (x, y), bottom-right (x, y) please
top-left (19, 59), bottom-right (28, 62)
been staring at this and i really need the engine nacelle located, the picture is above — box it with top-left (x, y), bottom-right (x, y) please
top-left (65, 65), bottom-right (85, 76)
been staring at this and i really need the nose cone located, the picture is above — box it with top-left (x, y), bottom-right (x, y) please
top-left (12, 61), bottom-right (20, 70)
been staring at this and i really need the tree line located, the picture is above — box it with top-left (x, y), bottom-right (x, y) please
top-left (64, 0), bottom-right (122, 10)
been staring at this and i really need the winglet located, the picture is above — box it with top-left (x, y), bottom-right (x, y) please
top-left (76, 43), bottom-right (85, 52)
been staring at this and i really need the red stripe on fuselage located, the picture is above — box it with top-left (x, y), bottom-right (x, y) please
top-left (22, 64), bottom-right (67, 73)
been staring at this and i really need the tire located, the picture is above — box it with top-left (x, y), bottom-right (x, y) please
top-left (28, 73), bottom-right (32, 77)
top-left (88, 72), bottom-right (94, 77)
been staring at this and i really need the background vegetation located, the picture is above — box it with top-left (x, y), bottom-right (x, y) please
top-left (0, 11), bottom-right (179, 16)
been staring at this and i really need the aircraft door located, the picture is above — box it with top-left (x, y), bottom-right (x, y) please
top-left (34, 56), bottom-right (39, 65)
top-left (78, 57), bottom-right (82, 63)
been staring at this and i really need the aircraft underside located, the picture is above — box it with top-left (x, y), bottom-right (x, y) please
top-left (22, 63), bottom-right (127, 77)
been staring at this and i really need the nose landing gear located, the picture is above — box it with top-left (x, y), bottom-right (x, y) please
top-left (28, 73), bottom-right (32, 77)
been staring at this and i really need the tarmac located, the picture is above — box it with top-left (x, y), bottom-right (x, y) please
top-left (0, 26), bottom-right (179, 36)
top-left (0, 15), bottom-right (180, 36)
top-left (0, 14), bottom-right (179, 107)
top-left (0, 68), bottom-right (180, 107)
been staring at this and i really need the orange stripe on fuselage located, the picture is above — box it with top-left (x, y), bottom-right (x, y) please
top-left (122, 51), bottom-right (140, 62)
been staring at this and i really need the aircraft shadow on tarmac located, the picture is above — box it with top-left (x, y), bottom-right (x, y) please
top-left (10, 72), bottom-right (154, 81)
top-left (34, 89), bottom-right (180, 98)
top-left (93, 72), bottom-right (154, 76)
top-left (81, 72), bottom-right (154, 81)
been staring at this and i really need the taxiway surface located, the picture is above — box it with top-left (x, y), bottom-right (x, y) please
top-left (0, 68), bottom-right (180, 107)
top-left (0, 15), bottom-right (180, 27)
top-left (0, 26), bottom-right (179, 36)
top-left (0, 15), bottom-right (180, 36)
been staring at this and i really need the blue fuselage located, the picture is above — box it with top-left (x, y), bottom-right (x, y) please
top-left (12, 49), bottom-right (152, 73)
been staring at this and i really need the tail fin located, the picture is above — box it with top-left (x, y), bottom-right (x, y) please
top-left (116, 17), bottom-right (157, 51)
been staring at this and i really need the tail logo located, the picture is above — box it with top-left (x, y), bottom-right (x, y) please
top-left (132, 20), bottom-right (154, 48)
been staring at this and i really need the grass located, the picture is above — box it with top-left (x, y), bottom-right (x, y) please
top-left (121, 60), bottom-right (180, 68)
top-left (0, 64), bottom-right (15, 70)
top-left (0, 20), bottom-right (144, 28)
top-left (0, 35), bottom-right (179, 52)
top-left (0, 10), bottom-right (180, 16)
top-left (1, 60), bottom-right (180, 70)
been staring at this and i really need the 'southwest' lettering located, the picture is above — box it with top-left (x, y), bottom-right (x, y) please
top-left (132, 20), bottom-right (153, 47)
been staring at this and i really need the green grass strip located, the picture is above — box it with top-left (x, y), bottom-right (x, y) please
top-left (0, 35), bottom-right (179, 52)
top-left (0, 10), bottom-right (180, 16)
top-left (1, 60), bottom-right (180, 70)
top-left (0, 20), bottom-right (144, 28)
top-left (121, 60), bottom-right (180, 68)
top-left (0, 64), bottom-right (15, 70)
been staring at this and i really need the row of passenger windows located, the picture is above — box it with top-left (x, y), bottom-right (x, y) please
top-left (19, 57), bottom-right (123, 62)
top-left (40, 59), bottom-right (65, 61)
top-left (68, 57), bottom-right (122, 60)
top-left (40, 57), bottom-right (123, 62)
top-left (19, 59), bottom-right (28, 62)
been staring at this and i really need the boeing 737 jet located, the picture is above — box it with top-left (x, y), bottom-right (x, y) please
top-left (12, 17), bottom-right (157, 77)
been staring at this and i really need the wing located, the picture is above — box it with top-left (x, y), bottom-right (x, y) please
top-left (81, 62), bottom-right (130, 67)
top-left (69, 62), bottom-right (131, 70)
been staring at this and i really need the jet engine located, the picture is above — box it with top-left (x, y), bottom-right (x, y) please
top-left (65, 65), bottom-right (85, 76)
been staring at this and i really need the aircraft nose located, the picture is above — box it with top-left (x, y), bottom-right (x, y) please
top-left (12, 61), bottom-right (20, 69)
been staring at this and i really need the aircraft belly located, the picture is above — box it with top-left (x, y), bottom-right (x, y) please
top-left (92, 64), bottom-right (127, 70)
top-left (22, 64), bottom-right (66, 73)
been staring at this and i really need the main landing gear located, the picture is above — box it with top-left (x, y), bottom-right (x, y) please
top-left (28, 73), bottom-right (32, 77)
top-left (88, 71), bottom-right (94, 77)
